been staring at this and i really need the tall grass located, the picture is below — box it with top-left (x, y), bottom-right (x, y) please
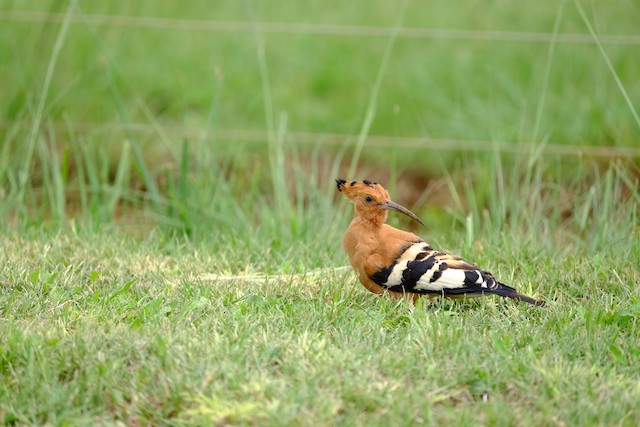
top-left (2, 107), bottom-right (638, 274)
top-left (17, 0), bottom-right (76, 207)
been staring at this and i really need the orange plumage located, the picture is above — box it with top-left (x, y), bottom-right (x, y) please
top-left (336, 178), bottom-right (545, 306)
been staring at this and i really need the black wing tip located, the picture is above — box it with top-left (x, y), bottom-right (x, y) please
top-left (494, 282), bottom-right (545, 307)
top-left (511, 294), bottom-right (546, 307)
top-left (449, 290), bottom-right (546, 306)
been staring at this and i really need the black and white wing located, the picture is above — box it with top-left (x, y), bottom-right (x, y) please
top-left (370, 241), bottom-right (543, 305)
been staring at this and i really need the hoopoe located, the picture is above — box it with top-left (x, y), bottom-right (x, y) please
top-left (336, 179), bottom-right (545, 306)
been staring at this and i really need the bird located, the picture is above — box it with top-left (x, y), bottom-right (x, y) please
top-left (336, 178), bottom-right (545, 306)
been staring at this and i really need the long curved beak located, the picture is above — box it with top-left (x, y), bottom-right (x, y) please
top-left (381, 200), bottom-right (424, 226)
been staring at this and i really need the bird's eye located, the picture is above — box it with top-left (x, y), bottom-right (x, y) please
top-left (365, 196), bottom-right (373, 203)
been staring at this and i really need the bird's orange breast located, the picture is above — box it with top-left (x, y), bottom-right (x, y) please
top-left (343, 221), bottom-right (424, 301)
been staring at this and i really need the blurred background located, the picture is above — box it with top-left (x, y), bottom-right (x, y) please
top-left (1, 1), bottom-right (638, 266)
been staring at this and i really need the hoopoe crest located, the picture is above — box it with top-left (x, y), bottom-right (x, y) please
top-left (336, 178), bottom-right (545, 306)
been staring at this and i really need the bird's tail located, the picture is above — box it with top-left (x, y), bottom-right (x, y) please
top-left (493, 282), bottom-right (546, 307)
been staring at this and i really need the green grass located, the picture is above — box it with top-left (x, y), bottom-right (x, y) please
top-left (2, 1), bottom-right (640, 146)
top-left (1, 206), bottom-right (639, 425)
top-left (1, 0), bottom-right (640, 425)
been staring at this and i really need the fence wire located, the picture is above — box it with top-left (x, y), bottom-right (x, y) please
top-left (3, 121), bottom-right (639, 158)
top-left (2, 10), bottom-right (640, 45)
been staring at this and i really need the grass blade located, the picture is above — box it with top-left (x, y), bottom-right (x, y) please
top-left (19, 0), bottom-right (77, 202)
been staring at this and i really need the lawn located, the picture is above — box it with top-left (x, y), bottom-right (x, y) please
top-left (1, 0), bottom-right (640, 425)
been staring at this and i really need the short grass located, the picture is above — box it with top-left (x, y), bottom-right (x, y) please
top-left (1, 156), bottom-right (639, 425)
top-left (1, 198), bottom-right (639, 425)
top-left (1, 1), bottom-right (640, 426)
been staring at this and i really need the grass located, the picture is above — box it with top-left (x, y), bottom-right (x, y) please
top-left (1, 206), bottom-right (639, 425)
top-left (2, 2), bottom-right (640, 146)
top-left (1, 0), bottom-right (640, 425)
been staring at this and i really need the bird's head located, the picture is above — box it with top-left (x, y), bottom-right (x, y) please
top-left (336, 178), bottom-right (424, 226)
